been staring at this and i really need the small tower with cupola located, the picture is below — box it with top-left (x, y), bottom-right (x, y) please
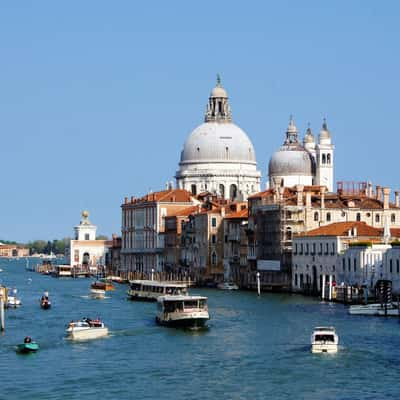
top-left (315, 119), bottom-right (334, 192)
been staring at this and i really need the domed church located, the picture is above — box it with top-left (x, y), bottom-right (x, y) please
top-left (175, 77), bottom-right (261, 200)
top-left (268, 116), bottom-right (334, 192)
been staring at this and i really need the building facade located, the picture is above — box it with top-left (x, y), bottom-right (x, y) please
top-left (69, 211), bottom-right (108, 268)
top-left (120, 189), bottom-right (198, 274)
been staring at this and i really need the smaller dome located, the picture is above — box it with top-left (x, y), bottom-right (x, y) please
top-left (210, 85), bottom-right (227, 98)
top-left (269, 145), bottom-right (314, 177)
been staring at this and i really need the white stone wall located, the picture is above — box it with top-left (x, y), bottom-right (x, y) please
top-left (176, 161), bottom-right (260, 200)
top-left (269, 174), bottom-right (313, 189)
top-left (292, 236), bottom-right (341, 292)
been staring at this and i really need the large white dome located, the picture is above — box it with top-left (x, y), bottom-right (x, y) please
top-left (180, 122), bottom-right (256, 165)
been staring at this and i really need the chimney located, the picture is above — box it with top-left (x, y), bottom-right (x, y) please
top-left (320, 187), bottom-right (326, 209)
top-left (395, 191), bottom-right (399, 207)
top-left (368, 182), bottom-right (373, 197)
top-left (296, 185), bottom-right (304, 207)
top-left (131, 196), bottom-right (135, 203)
top-left (383, 187), bottom-right (390, 210)
top-left (277, 186), bottom-right (284, 202)
top-left (306, 191), bottom-right (311, 208)
top-left (124, 197), bottom-right (128, 204)
top-left (376, 185), bottom-right (381, 201)
top-left (221, 207), bottom-right (225, 218)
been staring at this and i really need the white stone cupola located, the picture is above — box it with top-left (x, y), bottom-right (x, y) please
top-left (74, 210), bottom-right (97, 241)
top-left (315, 119), bottom-right (334, 192)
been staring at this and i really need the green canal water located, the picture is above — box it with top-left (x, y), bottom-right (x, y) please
top-left (1, 258), bottom-right (399, 400)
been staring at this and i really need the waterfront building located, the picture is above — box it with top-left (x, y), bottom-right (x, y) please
top-left (247, 183), bottom-right (400, 291)
top-left (163, 205), bottom-right (199, 273)
top-left (292, 221), bottom-right (400, 295)
top-left (105, 234), bottom-right (122, 275)
top-left (69, 211), bottom-right (108, 268)
top-left (223, 207), bottom-right (248, 284)
top-left (175, 77), bottom-right (261, 201)
top-left (269, 117), bottom-right (334, 192)
top-left (0, 243), bottom-right (29, 257)
top-left (120, 189), bottom-right (198, 274)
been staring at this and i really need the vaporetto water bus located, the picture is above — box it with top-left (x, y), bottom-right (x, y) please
top-left (156, 295), bottom-right (209, 329)
top-left (127, 280), bottom-right (188, 301)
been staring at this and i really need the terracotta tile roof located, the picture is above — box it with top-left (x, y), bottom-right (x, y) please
top-left (299, 222), bottom-right (382, 237)
top-left (164, 206), bottom-right (199, 218)
top-left (225, 209), bottom-right (248, 219)
top-left (123, 189), bottom-right (194, 205)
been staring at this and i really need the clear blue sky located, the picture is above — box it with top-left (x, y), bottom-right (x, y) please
top-left (1, 1), bottom-right (399, 242)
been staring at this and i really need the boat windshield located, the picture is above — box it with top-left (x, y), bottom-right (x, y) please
top-left (314, 334), bottom-right (335, 342)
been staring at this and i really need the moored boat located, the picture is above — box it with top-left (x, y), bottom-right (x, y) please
top-left (311, 327), bottom-right (339, 353)
top-left (217, 282), bottom-right (239, 290)
top-left (66, 318), bottom-right (108, 340)
top-left (128, 280), bottom-right (188, 302)
top-left (156, 295), bottom-right (210, 329)
top-left (348, 303), bottom-right (399, 316)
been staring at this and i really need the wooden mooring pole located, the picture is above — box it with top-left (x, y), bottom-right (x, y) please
top-left (0, 297), bottom-right (5, 331)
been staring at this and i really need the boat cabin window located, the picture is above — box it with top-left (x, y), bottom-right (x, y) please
top-left (164, 301), bottom-right (184, 313)
top-left (314, 334), bottom-right (335, 342)
top-left (184, 300), bottom-right (200, 309)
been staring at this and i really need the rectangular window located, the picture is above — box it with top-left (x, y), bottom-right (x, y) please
top-left (397, 259), bottom-right (399, 274)
top-left (306, 243), bottom-right (309, 255)
top-left (353, 258), bottom-right (357, 272)
top-left (211, 217), bottom-right (217, 228)
top-left (212, 234), bottom-right (216, 244)
top-left (85, 233), bottom-right (90, 240)
top-left (390, 259), bottom-right (393, 273)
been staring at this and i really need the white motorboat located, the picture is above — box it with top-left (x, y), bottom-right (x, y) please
top-left (128, 280), bottom-right (188, 301)
top-left (6, 295), bottom-right (22, 308)
top-left (311, 327), bottom-right (339, 353)
top-left (66, 318), bottom-right (108, 340)
top-left (156, 295), bottom-right (209, 329)
top-left (348, 303), bottom-right (399, 316)
top-left (6, 288), bottom-right (21, 308)
top-left (217, 282), bottom-right (239, 290)
top-left (90, 288), bottom-right (106, 299)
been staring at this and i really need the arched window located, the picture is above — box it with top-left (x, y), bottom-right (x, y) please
top-left (356, 213), bottom-right (361, 222)
top-left (191, 184), bottom-right (197, 196)
top-left (322, 154), bottom-right (326, 164)
top-left (326, 212), bottom-right (331, 222)
top-left (211, 252), bottom-right (217, 265)
top-left (225, 147), bottom-right (229, 159)
top-left (229, 184), bottom-right (237, 201)
top-left (314, 212), bottom-right (319, 221)
top-left (391, 214), bottom-right (396, 223)
top-left (375, 214), bottom-right (380, 223)
top-left (327, 154), bottom-right (331, 164)
top-left (286, 227), bottom-right (292, 241)
top-left (211, 234), bottom-right (216, 244)
top-left (219, 184), bottom-right (225, 198)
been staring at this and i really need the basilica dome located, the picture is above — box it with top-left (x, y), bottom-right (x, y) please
top-left (175, 77), bottom-right (261, 200)
top-left (180, 122), bottom-right (256, 165)
top-left (268, 144), bottom-right (314, 176)
top-left (268, 117), bottom-right (315, 187)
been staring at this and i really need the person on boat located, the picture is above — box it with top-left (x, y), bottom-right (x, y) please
top-left (24, 336), bottom-right (32, 343)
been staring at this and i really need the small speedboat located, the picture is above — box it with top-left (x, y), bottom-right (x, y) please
top-left (91, 280), bottom-right (115, 291)
top-left (40, 296), bottom-right (51, 309)
top-left (311, 327), bottom-right (339, 353)
top-left (7, 295), bottom-right (22, 308)
top-left (90, 288), bottom-right (106, 299)
top-left (66, 318), bottom-right (108, 340)
top-left (17, 337), bottom-right (39, 353)
top-left (217, 282), bottom-right (239, 290)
